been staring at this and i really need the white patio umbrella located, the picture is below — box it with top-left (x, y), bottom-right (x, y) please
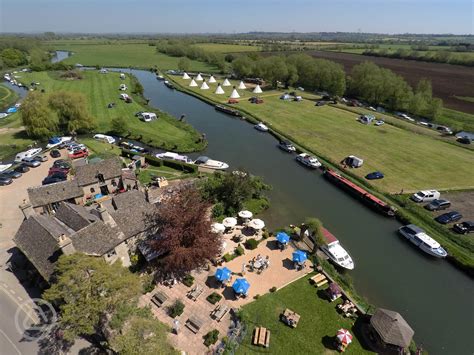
top-left (211, 222), bottom-right (225, 234)
top-left (248, 219), bottom-right (265, 230)
top-left (238, 210), bottom-right (253, 219)
top-left (222, 217), bottom-right (237, 228)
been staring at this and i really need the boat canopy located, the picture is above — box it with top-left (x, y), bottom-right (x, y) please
top-left (195, 156), bottom-right (210, 164)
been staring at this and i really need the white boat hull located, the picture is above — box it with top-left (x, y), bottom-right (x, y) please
top-left (321, 246), bottom-right (355, 270)
top-left (0, 164), bottom-right (12, 172)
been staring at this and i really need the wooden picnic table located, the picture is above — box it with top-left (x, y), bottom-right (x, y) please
top-left (281, 308), bottom-right (300, 328)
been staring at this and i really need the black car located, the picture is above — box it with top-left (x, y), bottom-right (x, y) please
top-left (457, 136), bottom-right (471, 145)
top-left (50, 149), bottom-right (61, 158)
top-left (1, 170), bottom-right (22, 179)
top-left (435, 211), bottom-right (463, 224)
top-left (453, 221), bottom-right (474, 234)
top-left (42, 175), bottom-right (66, 185)
top-left (425, 199), bottom-right (451, 211)
top-left (53, 160), bottom-right (71, 169)
top-left (14, 164), bottom-right (30, 173)
top-left (0, 175), bottom-right (13, 186)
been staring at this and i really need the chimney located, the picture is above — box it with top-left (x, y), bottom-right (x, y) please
top-left (96, 203), bottom-right (116, 227)
top-left (19, 200), bottom-right (34, 219)
top-left (58, 234), bottom-right (75, 255)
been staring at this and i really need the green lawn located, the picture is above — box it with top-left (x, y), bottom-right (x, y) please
top-left (51, 42), bottom-right (218, 72)
top-left (78, 137), bottom-right (122, 159)
top-left (0, 84), bottom-right (19, 111)
top-left (171, 76), bottom-right (474, 193)
top-left (13, 71), bottom-right (205, 152)
top-left (237, 274), bottom-right (370, 355)
top-left (137, 166), bottom-right (190, 184)
top-left (191, 43), bottom-right (261, 53)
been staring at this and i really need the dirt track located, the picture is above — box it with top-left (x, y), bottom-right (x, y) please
top-left (262, 50), bottom-right (474, 113)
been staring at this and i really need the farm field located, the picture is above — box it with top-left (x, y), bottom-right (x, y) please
top-left (172, 76), bottom-right (474, 194)
top-left (2, 70), bottom-right (205, 154)
top-left (237, 274), bottom-right (369, 355)
top-left (51, 42), bottom-right (218, 72)
top-left (260, 50), bottom-right (474, 114)
top-left (191, 43), bottom-right (261, 53)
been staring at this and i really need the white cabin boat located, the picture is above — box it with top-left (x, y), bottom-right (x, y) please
top-left (194, 156), bottom-right (229, 170)
top-left (156, 152), bottom-right (193, 164)
top-left (14, 148), bottom-right (42, 163)
top-left (46, 136), bottom-right (72, 149)
top-left (296, 153), bottom-right (321, 168)
top-left (0, 163), bottom-right (12, 172)
top-left (254, 122), bottom-right (269, 132)
top-left (398, 224), bottom-right (447, 258)
top-left (320, 228), bottom-right (355, 270)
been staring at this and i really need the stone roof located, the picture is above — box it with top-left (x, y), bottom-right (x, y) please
top-left (55, 202), bottom-right (98, 231)
top-left (28, 180), bottom-right (83, 208)
top-left (13, 215), bottom-right (72, 280)
top-left (370, 308), bottom-right (414, 348)
top-left (75, 158), bottom-right (123, 187)
top-left (70, 221), bottom-right (125, 256)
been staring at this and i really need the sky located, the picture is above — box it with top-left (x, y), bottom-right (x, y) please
top-left (0, 0), bottom-right (472, 34)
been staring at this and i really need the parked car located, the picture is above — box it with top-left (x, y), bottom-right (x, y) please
top-left (42, 176), bottom-right (66, 185)
top-left (453, 221), bottom-right (474, 234)
top-left (435, 211), bottom-right (463, 224)
top-left (68, 149), bottom-right (88, 159)
top-left (15, 164), bottom-right (30, 173)
top-left (48, 167), bottom-right (69, 176)
top-left (0, 175), bottom-right (13, 186)
top-left (296, 87), bottom-right (305, 91)
top-left (53, 160), bottom-right (71, 169)
top-left (50, 149), bottom-right (61, 158)
top-left (411, 190), bottom-right (440, 203)
top-left (457, 136), bottom-right (471, 145)
top-left (436, 126), bottom-right (453, 135)
top-left (33, 155), bottom-right (48, 162)
top-left (1, 170), bottom-right (22, 179)
top-left (315, 101), bottom-right (326, 106)
top-left (22, 157), bottom-right (41, 167)
top-left (424, 199), bottom-right (451, 211)
top-left (248, 97), bottom-right (264, 104)
top-left (365, 171), bottom-right (384, 180)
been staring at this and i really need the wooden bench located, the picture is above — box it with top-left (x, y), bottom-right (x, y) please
top-left (188, 284), bottom-right (204, 301)
top-left (310, 273), bottom-right (328, 287)
top-left (252, 327), bottom-right (270, 348)
top-left (185, 316), bottom-right (204, 334)
top-left (212, 304), bottom-right (229, 322)
top-left (150, 290), bottom-right (168, 308)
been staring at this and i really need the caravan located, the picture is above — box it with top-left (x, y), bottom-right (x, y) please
top-left (94, 134), bottom-right (116, 144)
top-left (15, 148), bottom-right (43, 163)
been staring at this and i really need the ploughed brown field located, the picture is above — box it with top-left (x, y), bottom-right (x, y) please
top-left (261, 50), bottom-right (474, 114)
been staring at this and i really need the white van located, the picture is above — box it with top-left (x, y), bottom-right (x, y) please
top-left (119, 93), bottom-right (129, 100)
top-left (93, 134), bottom-right (116, 144)
top-left (411, 190), bottom-right (440, 203)
top-left (140, 112), bottom-right (157, 122)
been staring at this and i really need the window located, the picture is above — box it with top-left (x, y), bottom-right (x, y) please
top-left (97, 173), bottom-right (105, 183)
top-left (111, 179), bottom-right (117, 187)
top-left (90, 187), bottom-right (95, 193)
top-left (107, 250), bottom-right (116, 258)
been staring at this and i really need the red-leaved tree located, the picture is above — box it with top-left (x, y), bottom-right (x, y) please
top-left (150, 186), bottom-right (221, 278)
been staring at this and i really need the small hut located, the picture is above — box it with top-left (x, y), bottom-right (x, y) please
top-left (370, 308), bottom-right (414, 350)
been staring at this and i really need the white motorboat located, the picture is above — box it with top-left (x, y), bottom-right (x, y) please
top-left (156, 74), bottom-right (165, 80)
top-left (0, 163), bottom-right (12, 172)
top-left (14, 148), bottom-right (42, 163)
top-left (320, 228), bottom-right (355, 270)
top-left (296, 153), bottom-right (321, 168)
top-left (254, 122), bottom-right (269, 132)
top-left (194, 156), bottom-right (229, 170)
top-left (46, 136), bottom-right (72, 149)
top-left (156, 151), bottom-right (193, 164)
top-left (398, 224), bottom-right (447, 258)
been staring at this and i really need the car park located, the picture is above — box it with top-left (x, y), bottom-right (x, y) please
top-left (424, 199), bottom-right (451, 211)
top-left (435, 211), bottom-right (463, 224)
top-left (0, 175), bottom-right (13, 185)
top-left (1, 170), bottom-right (22, 179)
top-left (14, 164), bottom-right (30, 173)
top-left (50, 149), bottom-right (61, 158)
top-left (22, 157), bottom-right (41, 167)
top-left (453, 221), bottom-right (474, 234)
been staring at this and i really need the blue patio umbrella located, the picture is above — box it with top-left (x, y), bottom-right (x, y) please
top-left (292, 250), bottom-right (307, 264)
top-left (276, 232), bottom-right (290, 244)
top-left (215, 267), bottom-right (232, 282)
top-left (232, 278), bottom-right (250, 295)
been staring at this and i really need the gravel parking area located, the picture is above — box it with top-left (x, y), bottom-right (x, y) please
top-left (432, 191), bottom-right (474, 221)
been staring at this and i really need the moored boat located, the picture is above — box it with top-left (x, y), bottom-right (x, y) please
top-left (46, 136), bottom-right (72, 149)
top-left (296, 153), bottom-right (321, 168)
top-left (164, 80), bottom-right (175, 89)
top-left (254, 122), bottom-right (269, 132)
top-left (156, 74), bottom-right (165, 80)
top-left (214, 104), bottom-right (242, 117)
top-left (0, 163), bottom-right (12, 172)
top-left (278, 140), bottom-right (296, 152)
top-left (320, 228), bottom-right (355, 270)
top-left (156, 151), bottom-right (193, 164)
top-left (398, 224), bottom-right (448, 258)
top-left (194, 156), bottom-right (229, 170)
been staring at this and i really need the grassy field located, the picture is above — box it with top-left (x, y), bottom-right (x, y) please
top-left (237, 274), bottom-right (370, 354)
top-left (51, 43), bottom-right (218, 72)
top-left (191, 43), bottom-right (261, 53)
top-left (3, 70), bottom-right (205, 153)
top-left (0, 84), bottom-right (19, 111)
top-left (171, 76), bottom-right (474, 193)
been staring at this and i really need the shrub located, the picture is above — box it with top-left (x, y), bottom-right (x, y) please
top-left (262, 230), bottom-right (270, 239)
top-left (203, 329), bottom-right (219, 347)
top-left (223, 253), bottom-right (234, 262)
top-left (182, 274), bottom-right (194, 287)
top-left (270, 286), bottom-right (277, 293)
top-left (244, 238), bottom-right (259, 250)
top-left (234, 245), bottom-right (245, 256)
top-left (206, 292), bottom-right (222, 305)
top-left (253, 294), bottom-right (260, 300)
top-left (167, 300), bottom-right (185, 318)
top-left (212, 202), bottom-right (225, 218)
top-left (141, 274), bottom-right (155, 294)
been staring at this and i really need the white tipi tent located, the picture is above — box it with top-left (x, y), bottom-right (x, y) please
top-left (200, 80), bottom-right (209, 90)
top-left (189, 78), bottom-right (198, 87)
top-left (215, 84), bottom-right (225, 95)
top-left (195, 73), bottom-right (203, 81)
top-left (229, 87), bottom-right (240, 99)
top-left (238, 81), bottom-right (247, 90)
top-left (222, 78), bottom-right (231, 86)
top-left (253, 84), bottom-right (263, 94)
top-left (208, 75), bottom-right (216, 83)
top-left (182, 72), bottom-right (190, 80)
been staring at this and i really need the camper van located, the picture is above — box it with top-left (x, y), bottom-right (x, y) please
top-left (345, 155), bottom-right (364, 168)
top-left (140, 112), bottom-right (157, 122)
top-left (15, 148), bottom-right (42, 163)
top-left (411, 190), bottom-right (441, 203)
top-left (93, 134), bottom-right (116, 144)
top-left (119, 84), bottom-right (127, 91)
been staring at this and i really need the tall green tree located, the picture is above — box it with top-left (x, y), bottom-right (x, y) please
top-left (304, 217), bottom-right (326, 255)
top-left (231, 55), bottom-right (255, 78)
top-left (177, 57), bottom-right (191, 72)
top-left (48, 91), bottom-right (96, 134)
top-left (43, 254), bottom-right (142, 342)
top-left (0, 48), bottom-right (27, 67)
top-left (21, 91), bottom-right (58, 139)
top-left (111, 116), bottom-right (128, 135)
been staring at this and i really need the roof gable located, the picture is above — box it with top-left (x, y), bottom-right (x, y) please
top-left (75, 158), bottom-right (123, 186)
top-left (28, 180), bottom-right (83, 208)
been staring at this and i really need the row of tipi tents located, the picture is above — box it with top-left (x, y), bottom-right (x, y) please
top-left (184, 72), bottom-right (262, 97)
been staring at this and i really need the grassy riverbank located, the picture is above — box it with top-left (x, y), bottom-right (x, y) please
top-left (8, 70), bottom-right (205, 152)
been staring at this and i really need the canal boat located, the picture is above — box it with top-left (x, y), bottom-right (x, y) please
top-left (320, 228), bottom-right (355, 270)
top-left (398, 224), bottom-right (448, 258)
top-left (278, 140), bottom-right (296, 152)
top-left (164, 80), bottom-right (175, 89)
top-left (156, 151), bottom-right (193, 164)
top-left (194, 156), bottom-right (229, 170)
top-left (254, 122), bottom-right (269, 132)
top-left (296, 153), bottom-right (321, 168)
top-left (214, 104), bottom-right (242, 117)
top-left (324, 169), bottom-right (396, 217)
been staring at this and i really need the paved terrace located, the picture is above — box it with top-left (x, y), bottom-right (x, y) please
top-left (141, 229), bottom-right (311, 354)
